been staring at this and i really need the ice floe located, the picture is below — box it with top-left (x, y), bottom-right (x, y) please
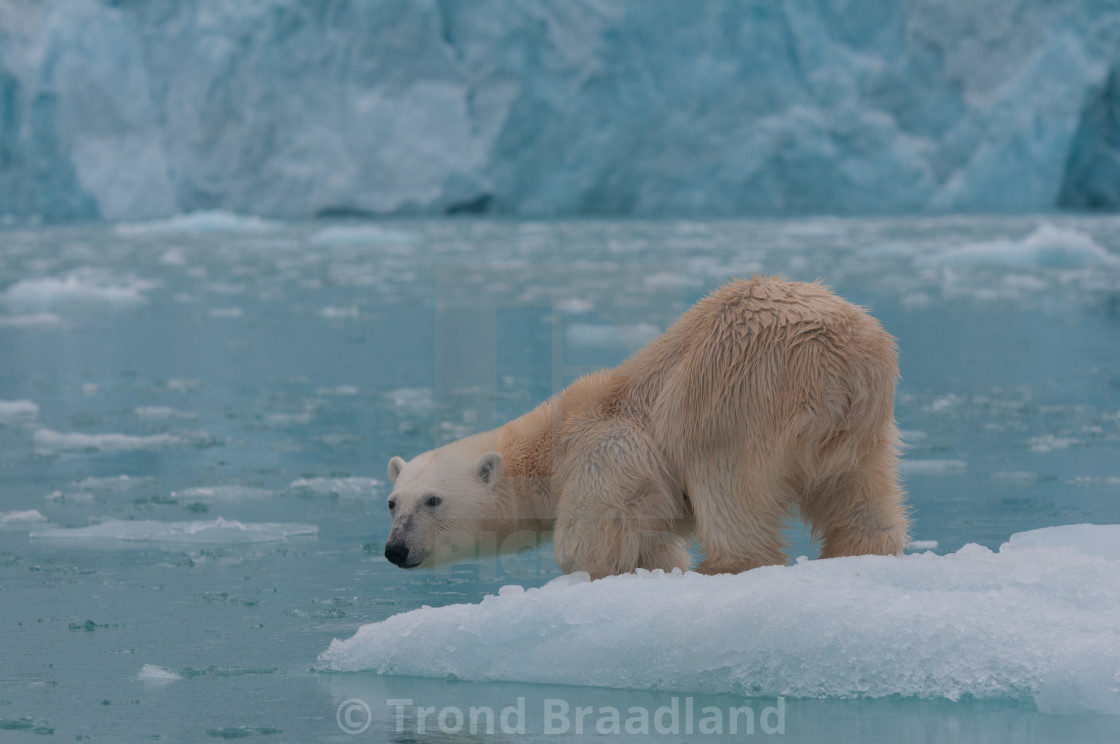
top-left (114, 211), bottom-right (276, 236)
top-left (2, 269), bottom-right (158, 310)
top-left (924, 224), bottom-right (1118, 268)
top-left (0, 399), bottom-right (39, 422)
top-left (320, 524), bottom-right (1120, 716)
top-left (30, 517), bottom-right (316, 544)
top-left (32, 429), bottom-right (213, 453)
top-left (290, 477), bottom-right (382, 500)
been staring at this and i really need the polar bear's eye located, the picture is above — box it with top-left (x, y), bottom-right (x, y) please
top-left (387, 499), bottom-right (396, 511)
top-left (425, 495), bottom-right (442, 508)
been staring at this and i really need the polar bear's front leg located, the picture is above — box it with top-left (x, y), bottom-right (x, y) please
top-left (552, 421), bottom-right (690, 579)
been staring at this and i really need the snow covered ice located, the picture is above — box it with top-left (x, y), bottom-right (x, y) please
top-left (320, 525), bottom-right (1120, 716)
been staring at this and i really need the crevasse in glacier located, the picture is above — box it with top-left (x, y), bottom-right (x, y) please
top-left (1, 0), bottom-right (1120, 221)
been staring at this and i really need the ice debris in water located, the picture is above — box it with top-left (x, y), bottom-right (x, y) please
top-left (923, 224), bottom-right (1118, 268)
top-left (0, 313), bottom-right (63, 328)
top-left (0, 510), bottom-right (48, 527)
top-left (1, 269), bottom-right (158, 310)
top-left (290, 477), bottom-right (382, 499)
top-left (0, 399), bottom-right (39, 422)
top-left (898, 459), bottom-right (968, 475)
top-left (309, 225), bottom-right (419, 246)
top-left (565, 322), bottom-right (662, 349)
top-left (171, 486), bottom-right (274, 503)
top-left (137, 664), bottom-right (182, 684)
top-left (32, 429), bottom-right (213, 453)
top-left (114, 211), bottom-right (276, 236)
top-left (30, 517), bottom-right (316, 544)
top-left (319, 524), bottom-right (1120, 716)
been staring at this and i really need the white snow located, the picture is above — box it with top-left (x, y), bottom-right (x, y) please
top-left (30, 517), bottom-right (317, 544)
top-left (115, 210), bottom-right (275, 236)
top-left (0, 399), bottom-right (39, 422)
top-left (319, 524), bottom-right (1120, 716)
top-left (0, 509), bottom-right (48, 527)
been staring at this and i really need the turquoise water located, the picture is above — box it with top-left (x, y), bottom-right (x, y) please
top-left (0, 215), bottom-right (1118, 742)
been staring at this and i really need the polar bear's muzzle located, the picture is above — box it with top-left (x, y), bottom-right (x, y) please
top-left (384, 538), bottom-right (424, 568)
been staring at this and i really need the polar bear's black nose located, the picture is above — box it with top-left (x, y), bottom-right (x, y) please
top-left (384, 541), bottom-right (409, 567)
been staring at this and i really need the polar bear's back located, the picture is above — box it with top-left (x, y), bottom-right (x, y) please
top-left (620, 276), bottom-right (899, 469)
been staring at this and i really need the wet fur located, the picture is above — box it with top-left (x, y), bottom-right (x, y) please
top-left (387, 277), bottom-right (910, 578)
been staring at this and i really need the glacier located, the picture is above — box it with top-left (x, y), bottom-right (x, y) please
top-left (3, 0), bottom-right (1120, 222)
top-left (318, 525), bottom-right (1120, 716)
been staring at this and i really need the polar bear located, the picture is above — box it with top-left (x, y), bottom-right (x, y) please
top-left (384, 277), bottom-right (909, 578)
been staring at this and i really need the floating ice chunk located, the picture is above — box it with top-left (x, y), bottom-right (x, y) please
top-left (925, 224), bottom-right (1118, 268)
top-left (290, 477), bottom-right (382, 499)
top-left (30, 517), bottom-right (317, 544)
top-left (898, 459), bottom-right (967, 475)
top-left (384, 387), bottom-right (434, 415)
top-left (32, 429), bottom-right (213, 453)
top-left (0, 313), bottom-right (63, 328)
top-left (1068, 476), bottom-right (1120, 487)
top-left (315, 385), bottom-right (360, 396)
top-left (2, 269), bottom-right (158, 310)
top-left (166, 378), bottom-right (202, 393)
top-left (134, 406), bottom-right (198, 420)
top-left (644, 272), bottom-right (701, 289)
top-left (0, 509), bottom-right (47, 527)
top-left (71, 475), bottom-right (151, 492)
top-left (989, 471), bottom-right (1053, 485)
top-left (310, 225), bottom-right (418, 246)
top-left (1029, 435), bottom-right (1079, 453)
top-left (137, 664), bottom-right (182, 685)
top-left (171, 486), bottom-right (274, 503)
top-left (556, 297), bottom-right (593, 313)
top-left (319, 306), bottom-right (359, 319)
top-left (1006, 524), bottom-right (1120, 561)
top-left (114, 211), bottom-right (276, 236)
top-left (319, 525), bottom-right (1120, 714)
top-left (0, 399), bottom-right (39, 422)
top-left (566, 322), bottom-right (661, 349)
top-left (907, 540), bottom-right (939, 551)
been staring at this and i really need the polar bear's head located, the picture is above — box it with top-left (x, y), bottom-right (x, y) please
top-left (383, 439), bottom-right (503, 569)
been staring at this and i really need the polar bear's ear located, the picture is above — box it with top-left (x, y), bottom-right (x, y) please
top-left (476, 452), bottom-right (503, 487)
top-left (388, 456), bottom-right (407, 485)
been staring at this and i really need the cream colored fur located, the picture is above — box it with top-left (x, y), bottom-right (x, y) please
top-left (386, 277), bottom-right (909, 578)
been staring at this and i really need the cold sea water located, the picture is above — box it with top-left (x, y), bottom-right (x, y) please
top-left (0, 215), bottom-right (1118, 742)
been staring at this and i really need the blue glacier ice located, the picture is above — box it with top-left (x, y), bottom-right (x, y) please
top-left (3, 0), bottom-right (1120, 221)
